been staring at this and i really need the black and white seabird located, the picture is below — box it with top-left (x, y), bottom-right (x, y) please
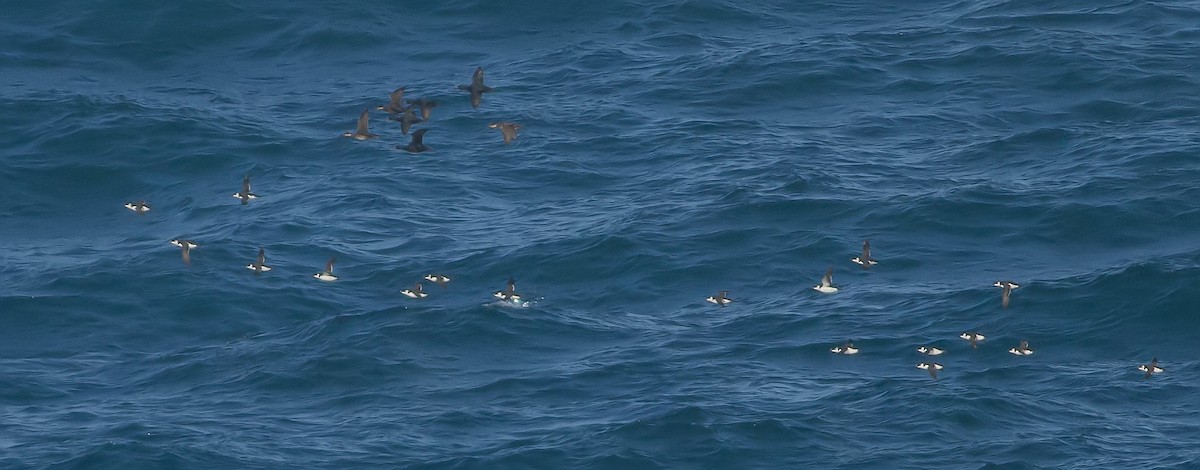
top-left (489, 122), bottom-right (521, 145)
top-left (705, 290), bottom-right (732, 307)
top-left (247, 247), bottom-right (272, 273)
top-left (850, 240), bottom-right (878, 268)
top-left (458, 67), bottom-right (493, 108)
top-left (960, 332), bottom-right (985, 349)
top-left (1139, 358), bottom-right (1164, 379)
top-left (917, 346), bottom-right (944, 356)
top-left (493, 276), bottom-right (521, 302)
top-left (1008, 340), bottom-right (1034, 356)
top-left (813, 267), bottom-right (839, 293)
top-left (398, 128), bottom-right (429, 153)
top-left (994, 281), bottom-right (1019, 309)
top-left (233, 174), bottom-right (258, 205)
top-left (124, 200), bottom-right (151, 214)
top-left (917, 362), bottom-right (944, 380)
top-left (170, 239), bottom-right (198, 266)
top-left (831, 340), bottom-right (859, 355)
top-left (424, 274), bottom-right (451, 288)
top-left (401, 283), bottom-right (428, 299)
top-left (314, 257), bottom-right (338, 281)
top-left (342, 108), bottom-right (378, 140)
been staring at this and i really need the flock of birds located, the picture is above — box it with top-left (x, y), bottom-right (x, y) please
top-left (121, 67), bottom-right (1166, 383)
top-left (704, 240), bottom-right (1166, 381)
top-left (339, 67), bottom-right (520, 152)
top-left (123, 67), bottom-right (533, 306)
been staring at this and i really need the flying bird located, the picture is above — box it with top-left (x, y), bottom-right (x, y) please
top-left (850, 240), bottom-right (878, 268)
top-left (705, 290), bottom-right (732, 307)
top-left (247, 247), bottom-right (271, 273)
top-left (342, 108), bottom-right (378, 140)
top-left (399, 128), bottom-right (429, 153)
top-left (489, 122), bottom-right (521, 144)
top-left (233, 174), bottom-right (258, 205)
top-left (458, 67), bottom-right (493, 108)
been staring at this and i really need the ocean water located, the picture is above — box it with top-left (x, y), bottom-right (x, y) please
top-left (2, 0), bottom-right (1199, 468)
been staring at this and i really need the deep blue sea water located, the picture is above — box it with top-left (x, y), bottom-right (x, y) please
top-left (3, 0), bottom-right (1200, 468)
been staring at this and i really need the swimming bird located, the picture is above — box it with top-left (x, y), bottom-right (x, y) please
top-left (398, 128), bottom-right (429, 153)
top-left (424, 274), bottom-right (451, 288)
top-left (1139, 358), bottom-right (1164, 379)
top-left (169, 239), bottom-right (197, 266)
top-left (960, 332), bottom-right (985, 349)
top-left (831, 340), bottom-right (859, 355)
top-left (705, 290), bottom-right (732, 307)
top-left (400, 283), bottom-right (428, 299)
top-left (1008, 340), bottom-right (1034, 356)
top-left (489, 122), bottom-right (521, 145)
top-left (233, 174), bottom-right (258, 205)
top-left (994, 281), bottom-right (1019, 309)
top-left (407, 97), bottom-right (438, 120)
top-left (458, 67), bottom-right (492, 108)
top-left (493, 276), bottom-right (521, 302)
top-left (342, 108), bottom-right (378, 140)
top-left (246, 247), bottom-right (271, 273)
top-left (314, 257), bottom-right (338, 281)
top-left (917, 346), bottom-right (944, 356)
top-left (850, 240), bottom-right (878, 268)
top-left (397, 106), bottom-right (423, 135)
top-left (813, 267), bottom-right (839, 293)
top-left (124, 200), bottom-right (151, 214)
top-left (377, 87), bottom-right (406, 116)
top-left (917, 362), bottom-right (943, 380)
